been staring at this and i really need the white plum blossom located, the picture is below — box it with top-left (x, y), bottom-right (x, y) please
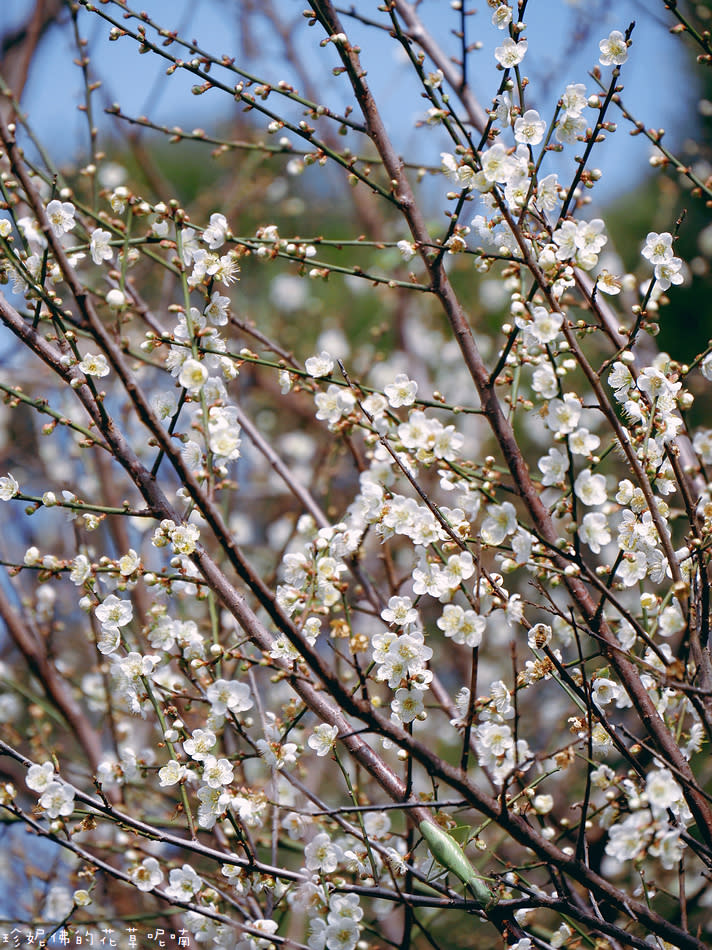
top-left (315, 384), bottom-right (356, 426)
top-left (307, 723), bottom-right (339, 757)
top-left (535, 173), bottom-right (559, 213)
top-left (206, 679), bottom-right (253, 716)
top-left (654, 256), bottom-right (684, 291)
top-left (569, 428), bottom-right (600, 456)
top-left (105, 288), bottom-right (125, 309)
top-left (79, 353), bottom-right (110, 377)
top-left (642, 231), bottom-right (674, 264)
top-left (597, 270), bottom-right (622, 295)
top-left (3, 15), bottom-right (709, 949)
top-left (283, 811), bottom-right (309, 840)
top-left (658, 603), bottom-right (685, 638)
top-left (118, 549), bottom-right (141, 576)
top-left (493, 90), bottom-right (514, 127)
top-left (617, 551), bottom-right (648, 587)
top-left (381, 596), bottom-right (418, 628)
top-left (546, 393), bottom-right (582, 435)
top-left (151, 389), bottom-right (178, 422)
top-left (441, 152), bottom-right (477, 189)
top-left (397, 240), bottom-right (417, 261)
top-left (204, 290), bottom-right (230, 325)
top-left (510, 528), bottom-right (533, 565)
top-left (38, 781), bottom-right (75, 819)
top-left (384, 374), bottom-right (418, 408)
top-left (514, 109), bottom-right (546, 146)
top-left (42, 885), bottom-right (73, 922)
top-left (26, 761), bottom-right (56, 793)
top-left (202, 755), bottom-right (234, 789)
top-left (637, 365), bottom-right (680, 402)
top-left (609, 360), bottom-right (634, 401)
top-left (375, 630), bottom-right (433, 687)
top-left (605, 810), bottom-right (652, 864)
top-left (441, 550), bottom-right (475, 588)
top-left (528, 307), bottom-right (562, 344)
top-left (197, 785), bottom-right (230, 829)
top-left (531, 364), bottom-right (558, 399)
top-left (494, 37), bottom-right (527, 68)
top-left (129, 857), bottom-right (163, 892)
top-left (164, 864), bottom-right (202, 901)
top-left (578, 512), bottom-right (611, 553)
top-left (202, 212), bottom-right (229, 249)
top-left (0, 473), bottom-right (19, 501)
top-left (423, 69), bottom-right (444, 89)
top-left (89, 228), bottom-right (113, 264)
top-left (305, 351), bottom-right (335, 377)
top-left (208, 407), bottom-right (242, 461)
top-left (362, 813), bottom-right (390, 840)
top-left (489, 680), bottom-right (514, 718)
top-left (158, 760), bottom-right (189, 787)
top-left (437, 604), bottom-right (485, 648)
top-left (391, 686), bottom-right (425, 723)
top-left (95, 594), bottom-right (133, 630)
top-left (481, 501), bottom-right (517, 546)
top-left (474, 720), bottom-right (531, 785)
top-left (537, 448), bottom-right (569, 485)
top-left (305, 832), bottom-right (342, 873)
top-left (168, 522), bottom-right (200, 555)
top-left (109, 186), bottom-right (129, 214)
top-left (256, 736), bottom-right (298, 770)
top-left (591, 677), bottom-right (628, 708)
top-left (279, 369), bottom-right (294, 393)
top-left (115, 651), bottom-right (159, 683)
top-left (576, 219), bottom-right (607, 255)
top-left (491, 4), bottom-right (512, 29)
top-left (207, 251), bottom-right (241, 286)
top-left (561, 83), bottom-right (587, 116)
top-left (97, 627), bottom-right (121, 656)
top-left (555, 112), bottom-right (587, 145)
top-left (553, 219), bottom-right (607, 269)
top-left (178, 358), bottom-right (208, 393)
top-left (480, 143), bottom-right (513, 184)
top-left (599, 30), bottom-right (628, 67)
top-left (693, 428), bottom-right (712, 463)
top-left (574, 469), bottom-right (607, 506)
top-left (208, 423), bottom-right (241, 461)
top-left (183, 729), bottom-right (217, 762)
top-left (46, 199), bottom-right (76, 236)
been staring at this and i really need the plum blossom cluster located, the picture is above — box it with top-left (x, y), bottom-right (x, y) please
top-left (179, 213), bottom-right (241, 288)
top-left (604, 767), bottom-right (689, 870)
top-left (641, 230), bottom-right (685, 291)
top-left (25, 762), bottom-right (76, 821)
top-left (1, 5), bottom-right (712, 950)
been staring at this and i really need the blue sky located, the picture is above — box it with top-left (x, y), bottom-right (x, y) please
top-left (0, 0), bottom-right (696, 208)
